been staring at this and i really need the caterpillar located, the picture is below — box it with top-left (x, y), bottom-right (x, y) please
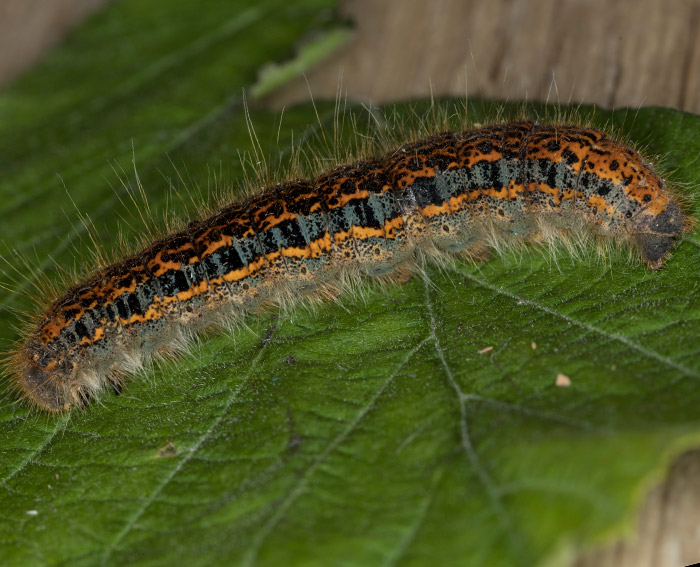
top-left (6, 119), bottom-right (689, 412)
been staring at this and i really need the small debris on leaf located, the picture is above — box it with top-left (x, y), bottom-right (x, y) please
top-left (555, 373), bottom-right (571, 387)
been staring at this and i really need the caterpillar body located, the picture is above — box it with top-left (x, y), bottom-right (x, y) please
top-left (8, 120), bottom-right (688, 412)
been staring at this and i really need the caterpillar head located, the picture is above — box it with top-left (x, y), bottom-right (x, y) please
top-left (630, 197), bottom-right (685, 269)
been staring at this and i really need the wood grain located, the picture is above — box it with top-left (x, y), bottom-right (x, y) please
top-left (576, 449), bottom-right (700, 567)
top-left (0, 0), bottom-right (110, 88)
top-left (269, 0), bottom-right (700, 114)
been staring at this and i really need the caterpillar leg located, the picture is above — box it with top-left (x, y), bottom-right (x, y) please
top-left (378, 266), bottom-right (414, 285)
top-left (459, 243), bottom-right (492, 263)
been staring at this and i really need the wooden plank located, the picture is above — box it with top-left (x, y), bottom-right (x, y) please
top-left (269, 0), bottom-right (700, 113)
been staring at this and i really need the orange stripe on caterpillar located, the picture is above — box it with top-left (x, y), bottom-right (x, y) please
top-left (7, 121), bottom-right (690, 412)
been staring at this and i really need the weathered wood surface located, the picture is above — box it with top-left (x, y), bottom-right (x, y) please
top-left (0, 0), bottom-right (109, 88)
top-left (270, 0), bottom-right (700, 114)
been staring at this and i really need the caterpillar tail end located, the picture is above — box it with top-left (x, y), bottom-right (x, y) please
top-left (17, 364), bottom-right (74, 412)
top-left (9, 350), bottom-right (82, 412)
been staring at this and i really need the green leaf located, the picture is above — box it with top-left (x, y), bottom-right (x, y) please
top-left (0, 2), bottom-right (699, 566)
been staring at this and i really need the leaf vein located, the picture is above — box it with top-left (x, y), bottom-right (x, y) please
top-left (461, 271), bottom-right (700, 379)
top-left (242, 334), bottom-right (432, 567)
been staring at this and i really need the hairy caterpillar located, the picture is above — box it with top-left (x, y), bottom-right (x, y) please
top-left (7, 120), bottom-right (689, 412)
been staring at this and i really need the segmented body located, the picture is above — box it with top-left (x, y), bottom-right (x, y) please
top-left (11, 121), bottom-right (686, 411)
